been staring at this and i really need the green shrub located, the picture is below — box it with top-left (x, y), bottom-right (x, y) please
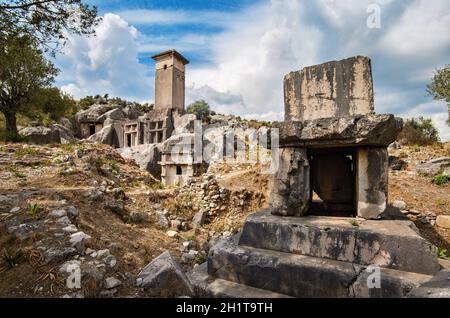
top-left (15, 172), bottom-right (27, 178)
top-left (1, 249), bottom-right (25, 270)
top-left (151, 181), bottom-right (165, 190)
top-left (27, 203), bottom-right (42, 216)
top-left (186, 100), bottom-right (211, 122)
top-left (437, 247), bottom-right (448, 258)
top-left (432, 174), bottom-right (449, 185)
top-left (398, 117), bottom-right (440, 145)
top-left (109, 160), bottom-right (120, 173)
top-left (0, 131), bottom-right (28, 143)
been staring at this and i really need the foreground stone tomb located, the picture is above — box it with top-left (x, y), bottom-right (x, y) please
top-left (189, 56), bottom-right (446, 298)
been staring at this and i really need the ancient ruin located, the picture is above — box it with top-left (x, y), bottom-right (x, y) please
top-left (189, 56), bottom-right (443, 298)
top-left (273, 56), bottom-right (403, 220)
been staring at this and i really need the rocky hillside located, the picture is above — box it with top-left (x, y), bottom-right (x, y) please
top-left (388, 143), bottom-right (450, 253)
top-left (0, 142), bottom-right (268, 297)
top-left (0, 141), bottom-right (448, 297)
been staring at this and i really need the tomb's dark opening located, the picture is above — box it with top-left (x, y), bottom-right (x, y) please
top-left (308, 147), bottom-right (356, 217)
top-left (89, 125), bottom-right (96, 136)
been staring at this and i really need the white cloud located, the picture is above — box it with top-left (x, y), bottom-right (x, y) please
top-left (182, 0), bottom-right (450, 140)
top-left (186, 0), bottom-right (322, 120)
top-left (377, 0), bottom-right (450, 58)
top-left (58, 13), bottom-right (149, 102)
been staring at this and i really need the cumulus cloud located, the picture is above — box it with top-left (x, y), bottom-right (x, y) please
top-left (183, 0), bottom-right (450, 140)
top-left (58, 13), bottom-right (150, 102)
top-left (377, 0), bottom-right (450, 58)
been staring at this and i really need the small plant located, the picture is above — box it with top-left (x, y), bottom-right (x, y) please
top-left (437, 248), bottom-right (448, 259)
top-left (27, 203), bottom-right (42, 216)
top-left (193, 252), bottom-right (206, 265)
top-left (432, 174), bottom-right (449, 185)
top-left (109, 160), bottom-right (120, 174)
top-left (25, 147), bottom-right (37, 156)
top-left (132, 179), bottom-right (142, 188)
top-left (15, 147), bottom-right (38, 157)
top-left (86, 155), bottom-right (105, 175)
top-left (1, 249), bottom-right (25, 271)
top-left (14, 172), bottom-right (27, 178)
top-left (151, 181), bottom-right (165, 190)
top-left (40, 159), bottom-right (52, 166)
top-left (0, 132), bottom-right (28, 143)
top-left (60, 142), bottom-right (76, 153)
top-left (350, 219), bottom-right (359, 227)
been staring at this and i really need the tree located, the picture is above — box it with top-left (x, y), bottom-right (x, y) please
top-left (427, 65), bottom-right (450, 126)
top-left (78, 95), bottom-right (96, 109)
top-left (398, 117), bottom-right (440, 145)
top-left (186, 100), bottom-right (211, 121)
top-left (0, 0), bottom-right (100, 56)
top-left (26, 87), bottom-right (77, 122)
top-left (0, 34), bottom-right (59, 133)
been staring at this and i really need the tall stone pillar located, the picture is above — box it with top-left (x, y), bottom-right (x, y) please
top-left (356, 147), bottom-right (388, 219)
top-left (270, 148), bottom-right (310, 216)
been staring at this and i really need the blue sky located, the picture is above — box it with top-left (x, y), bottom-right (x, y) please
top-left (55, 0), bottom-right (450, 140)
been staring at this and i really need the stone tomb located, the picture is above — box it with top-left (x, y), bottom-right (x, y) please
top-left (272, 56), bottom-right (402, 220)
top-left (189, 56), bottom-right (444, 298)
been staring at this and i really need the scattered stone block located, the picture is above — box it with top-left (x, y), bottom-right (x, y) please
top-left (192, 210), bottom-right (206, 227)
top-left (436, 215), bottom-right (450, 230)
top-left (69, 231), bottom-right (92, 252)
top-left (105, 277), bottom-right (122, 290)
top-left (137, 251), bottom-right (194, 297)
top-left (416, 157), bottom-right (450, 176)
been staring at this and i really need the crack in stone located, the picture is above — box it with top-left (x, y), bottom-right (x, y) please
top-left (346, 263), bottom-right (366, 298)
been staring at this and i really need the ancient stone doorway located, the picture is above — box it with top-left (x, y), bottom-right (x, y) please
top-left (89, 124), bottom-right (96, 136)
top-left (308, 147), bottom-right (356, 217)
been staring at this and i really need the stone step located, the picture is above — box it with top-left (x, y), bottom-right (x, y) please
top-left (208, 236), bottom-right (432, 298)
top-left (188, 263), bottom-right (291, 298)
top-left (238, 209), bottom-right (440, 275)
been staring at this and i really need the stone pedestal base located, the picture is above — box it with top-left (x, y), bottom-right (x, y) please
top-left (189, 210), bottom-right (442, 298)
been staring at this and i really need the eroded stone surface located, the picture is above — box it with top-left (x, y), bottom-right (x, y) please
top-left (278, 114), bottom-right (403, 148)
top-left (208, 235), bottom-right (358, 298)
top-left (137, 251), bottom-right (194, 297)
top-left (238, 210), bottom-right (440, 275)
top-left (269, 148), bottom-right (310, 217)
top-left (357, 147), bottom-right (388, 219)
top-left (284, 56), bottom-right (374, 122)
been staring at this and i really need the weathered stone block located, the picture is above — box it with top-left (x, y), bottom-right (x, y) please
top-left (284, 56), bottom-right (374, 122)
top-left (238, 210), bottom-right (440, 275)
top-left (187, 262), bottom-right (291, 298)
top-left (137, 251), bottom-right (194, 297)
top-left (350, 267), bottom-right (432, 298)
top-left (357, 147), bottom-right (388, 219)
top-left (436, 215), bottom-right (450, 229)
top-left (208, 236), bottom-right (358, 298)
top-left (269, 148), bottom-right (310, 216)
top-left (278, 114), bottom-right (403, 148)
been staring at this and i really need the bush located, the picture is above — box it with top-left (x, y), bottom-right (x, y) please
top-left (398, 117), bottom-right (440, 145)
top-left (186, 100), bottom-right (211, 122)
top-left (432, 174), bottom-right (449, 185)
top-left (78, 96), bottom-right (96, 109)
top-left (0, 131), bottom-right (28, 143)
